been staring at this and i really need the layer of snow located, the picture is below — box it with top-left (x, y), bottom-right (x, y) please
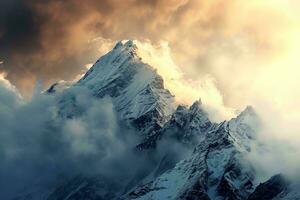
top-left (19, 40), bottom-right (298, 200)
top-left (76, 40), bottom-right (174, 121)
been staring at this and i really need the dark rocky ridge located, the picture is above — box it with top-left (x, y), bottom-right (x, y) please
top-left (13, 40), bottom-right (295, 200)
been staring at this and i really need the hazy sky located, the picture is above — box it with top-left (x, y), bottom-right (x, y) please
top-left (1, 0), bottom-right (300, 114)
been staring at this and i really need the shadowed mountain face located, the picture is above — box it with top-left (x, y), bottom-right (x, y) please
top-left (247, 174), bottom-right (289, 200)
top-left (54, 40), bottom-right (175, 138)
top-left (12, 41), bottom-right (296, 200)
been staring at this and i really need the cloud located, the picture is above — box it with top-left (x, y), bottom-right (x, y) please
top-left (0, 77), bottom-right (128, 198)
top-left (1, 0), bottom-right (300, 193)
top-left (0, 0), bottom-right (297, 103)
top-left (0, 0), bottom-right (298, 119)
top-left (0, 0), bottom-right (296, 135)
top-left (0, 76), bottom-right (192, 199)
top-left (134, 39), bottom-right (234, 121)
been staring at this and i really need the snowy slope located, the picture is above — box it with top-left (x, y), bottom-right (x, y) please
top-left (122, 106), bottom-right (260, 200)
top-left (54, 40), bottom-right (175, 137)
top-left (77, 40), bottom-right (174, 122)
top-left (137, 100), bottom-right (213, 150)
top-left (12, 40), bottom-right (299, 200)
top-left (248, 174), bottom-right (289, 200)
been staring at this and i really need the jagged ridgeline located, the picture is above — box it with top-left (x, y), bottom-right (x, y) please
top-left (14, 41), bottom-right (295, 200)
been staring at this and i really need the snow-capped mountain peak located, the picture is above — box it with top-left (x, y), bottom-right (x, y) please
top-left (72, 40), bottom-right (175, 136)
top-left (14, 40), bottom-right (297, 200)
top-left (113, 40), bottom-right (138, 51)
top-left (228, 106), bottom-right (261, 143)
top-left (236, 105), bottom-right (256, 121)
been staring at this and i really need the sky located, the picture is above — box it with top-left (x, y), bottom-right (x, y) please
top-left (1, 1), bottom-right (300, 198)
top-left (0, 71), bottom-right (192, 199)
top-left (1, 0), bottom-right (300, 121)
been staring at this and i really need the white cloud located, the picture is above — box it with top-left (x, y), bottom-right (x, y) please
top-left (0, 78), bottom-right (185, 199)
top-left (133, 39), bottom-right (235, 121)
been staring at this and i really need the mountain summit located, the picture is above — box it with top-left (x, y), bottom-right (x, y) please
top-left (15, 40), bottom-right (296, 200)
top-left (77, 40), bottom-right (175, 136)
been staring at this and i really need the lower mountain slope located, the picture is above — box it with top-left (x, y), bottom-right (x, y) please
top-left (11, 40), bottom-right (299, 200)
top-left (121, 107), bottom-right (259, 200)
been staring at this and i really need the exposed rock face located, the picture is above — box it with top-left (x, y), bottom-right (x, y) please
top-left (247, 174), bottom-right (289, 200)
top-left (49, 40), bottom-right (174, 139)
top-left (12, 41), bottom-right (299, 200)
top-left (136, 100), bottom-right (213, 150)
top-left (47, 175), bottom-right (121, 200)
top-left (76, 40), bottom-right (174, 138)
top-left (122, 107), bottom-right (258, 200)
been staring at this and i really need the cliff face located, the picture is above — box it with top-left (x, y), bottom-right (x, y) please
top-left (13, 41), bottom-right (296, 200)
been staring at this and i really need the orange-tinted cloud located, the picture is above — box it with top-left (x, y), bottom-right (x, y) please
top-left (1, 0), bottom-right (300, 112)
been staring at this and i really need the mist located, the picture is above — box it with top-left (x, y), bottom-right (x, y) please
top-left (0, 80), bottom-right (133, 198)
top-left (1, 0), bottom-right (300, 197)
top-left (0, 72), bottom-right (197, 199)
